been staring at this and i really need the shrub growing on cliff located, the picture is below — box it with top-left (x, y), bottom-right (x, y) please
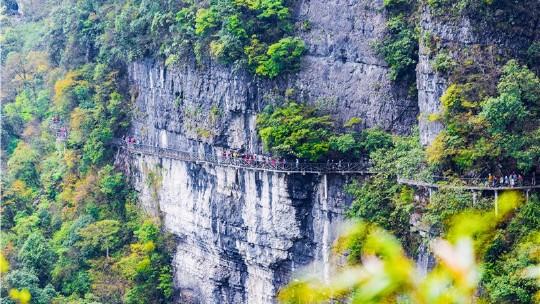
top-left (432, 51), bottom-right (456, 74)
top-left (428, 60), bottom-right (540, 174)
top-left (257, 102), bottom-right (334, 161)
top-left (175, 0), bottom-right (304, 77)
top-left (376, 15), bottom-right (418, 81)
top-left (250, 37), bottom-right (305, 78)
top-left (256, 102), bottom-right (385, 160)
top-left (378, 0), bottom-right (418, 87)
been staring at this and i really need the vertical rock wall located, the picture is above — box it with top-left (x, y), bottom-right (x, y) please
top-left (416, 6), bottom-right (475, 146)
top-left (127, 153), bottom-right (354, 303)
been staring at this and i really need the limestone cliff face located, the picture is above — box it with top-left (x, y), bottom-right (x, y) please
top-left (294, 0), bottom-right (417, 132)
top-left (125, 0), bottom-right (418, 303)
top-left (127, 154), bottom-right (353, 303)
top-left (416, 6), bottom-right (475, 146)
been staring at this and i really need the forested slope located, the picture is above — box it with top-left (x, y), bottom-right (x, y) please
top-left (1, 1), bottom-right (177, 303)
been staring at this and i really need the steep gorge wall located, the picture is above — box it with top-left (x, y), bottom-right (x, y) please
top-left (125, 0), bottom-right (419, 303)
top-left (126, 154), bottom-right (354, 303)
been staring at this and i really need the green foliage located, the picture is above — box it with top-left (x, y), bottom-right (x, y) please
top-left (383, 0), bottom-right (410, 9)
top-left (257, 102), bottom-right (382, 160)
top-left (347, 133), bottom-right (426, 248)
top-left (179, 0), bottom-right (303, 77)
top-left (430, 60), bottom-right (540, 174)
top-left (329, 133), bottom-right (359, 154)
top-left (281, 190), bottom-right (538, 304)
top-left (343, 117), bottom-right (362, 128)
top-left (527, 41), bottom-right (540, 70)
top-left (257, 102), bottom-right (334, 161)
top-left (195, 8), bottom-right (219, 36)
top-left (77, 220), bottom-right (121, 258)
top-left (482, 195), bottom-right (540, 303)
top-left (358, 127), bottom-right (393, 155)
top-left (481, 93), bottom-right (528, 133)
top-left (1, 3), bottom-right (175, 302)
top-left (18, 232), bottom-right (56, 282)
top-left (6, 142), bottom-right (40, 187)
top-left (134, 220), bottom-right (160, 243)
top-left (376, 14), bottom-right (418, 83)
top-left (69, 0), bottom-right (304, 77)
top-left (251, 37), bottom-right (305, 78)
top-left (3, 91), bottom-right (49, 134)
top-left (432, 51), bottom-right (456, 73)
top-left (6, 269), bottom-right (57, 304)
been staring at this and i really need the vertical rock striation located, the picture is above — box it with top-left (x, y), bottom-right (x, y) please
top-left (416, 6), bottom-right (475, 146)
top-left (127, 153), bottom-right (354, 303)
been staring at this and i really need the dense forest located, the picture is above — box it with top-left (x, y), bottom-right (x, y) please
top-left (1, 0), bottom-right (539, 303)
top-left (1, 1), bottom-right (179, 303)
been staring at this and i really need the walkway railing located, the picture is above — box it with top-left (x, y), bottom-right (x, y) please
top-left (398, 175), bottom-right (539, 216)
top-left (115, 141), bottom-right (370, 174)
top-left (397, 176), bottom-right (539, 191)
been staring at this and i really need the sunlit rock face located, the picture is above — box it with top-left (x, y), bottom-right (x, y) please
top-left (126, 152), bottom-right (353, 303)
top-left (125, 0), bottom-right (417, 302)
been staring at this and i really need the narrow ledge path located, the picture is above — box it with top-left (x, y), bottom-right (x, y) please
top-left (117, 142), bottom-right (371, 175)
top-left (397, 177), bottom-right (540, 191)
top-left (116, 140), bottom-right (540, 195)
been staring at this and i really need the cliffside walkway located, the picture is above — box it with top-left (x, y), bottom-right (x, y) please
top-left (397, 177), bottom-right (539, 214)
top-left (397, 177), bottom-right (540, 191)
top-left (117, 142), bottom-right (371, 175)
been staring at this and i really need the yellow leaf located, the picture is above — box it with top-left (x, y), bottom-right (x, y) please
top-left (0, 253), bottom-right (9, 273)
top-left (9, 289), bottom-right (31, 304)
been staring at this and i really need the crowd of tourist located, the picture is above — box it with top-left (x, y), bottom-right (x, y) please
top-left (122, 135), bottom-right (140, 145)
top-left (51, 116), bottom-right (68, 140)
top-left (121, 137), bottom-right (362, 170)
top-left (487, 173), bottom-right (536, 187)
top-left (219, 150), bottom-right (294, 168)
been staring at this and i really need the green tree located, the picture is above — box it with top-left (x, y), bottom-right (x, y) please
top-left (481, 93), bottom-right (528, 133)
top-left (77, 220), bottom-right (121, 258)
top-left (18, 232), bottom-right (56, 282)
top-left (359, 128), bottom-right (393, 155)
top-left (257, 103), bottom-right (334, 161)
top-left (429, 60), bottom-right (540, 174)
top-left (6, 142), bottom-right (39, 186)
top-left (253, 37), bottom-right (305, 78)
top-left (6, 269), bottom-right (57, 304)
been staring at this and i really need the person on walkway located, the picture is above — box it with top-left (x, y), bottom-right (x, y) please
top-left (488, 174), bottom-right (493, 187)
top-left (499, 176), bottom-right (504, 187)
top-left (296, 158), bottom-right (299, 169)
top-left (504, 175), bottom-right (509, 186)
